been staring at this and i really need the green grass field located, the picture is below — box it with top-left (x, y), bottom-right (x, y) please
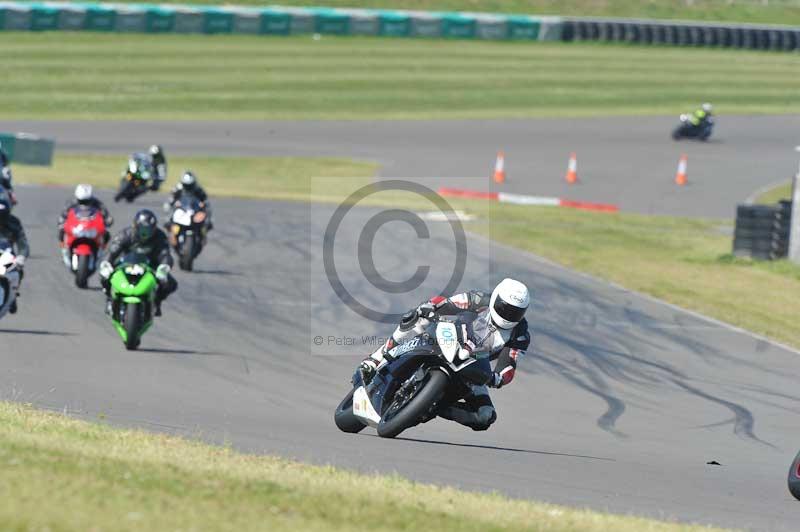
top-left (105, 0), bottom-right (800, 26)
top-left (15, 154), bottom-right (800, 348)
top-left (0, 401), bottom-right (726, 532)
top-left (2, 33), bottom-right (798, 120)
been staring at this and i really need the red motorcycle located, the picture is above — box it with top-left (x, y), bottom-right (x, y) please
top-left (61, 206), bottom-right (108, 288)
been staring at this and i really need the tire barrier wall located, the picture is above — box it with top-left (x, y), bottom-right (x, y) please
top-left (0, 132), bottom-right (55, 166)
top-left (0, 2), bottom-right (563, 41)
top-left (733, 202), bottom-right (792, 260)
top-left (563, 17), bottom-right (800, 52)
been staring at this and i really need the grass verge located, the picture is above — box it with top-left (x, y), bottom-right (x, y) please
top-left (13, 153), bottom-right (379, 203)
top-left (0, 401), bottom-right (725, 531)
top-left (475, 202), bottom-right (800, 347)
top-left (15, 153), bottom-right (800, 347)
top-left (754, 180), bottom-right (792, 205)
top-left (108, 0), bottom-right (800, 26)
top-left (2, 33), bottom-right (798, 120)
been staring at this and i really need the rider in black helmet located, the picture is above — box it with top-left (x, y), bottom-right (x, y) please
top-left (99, 209), bottom-right (177, 316)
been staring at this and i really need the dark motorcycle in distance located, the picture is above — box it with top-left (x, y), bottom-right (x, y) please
top-left (334, 313), bottom-right (494, 439)
top-left (166, 194), bottom-right (208, 271)
top-left (114, 156), bottom-right (154, 203)
top-left (672, 114), bottom-right (714, 141)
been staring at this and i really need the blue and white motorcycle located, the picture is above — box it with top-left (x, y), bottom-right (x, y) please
top-left (334, 314), bottom-right (494, 439)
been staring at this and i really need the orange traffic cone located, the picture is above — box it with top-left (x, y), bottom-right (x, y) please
top-left (493, 151), bottom-right (506, 184)
top-left (675, 154), bottom-right (688, 186)
top-left (565, 152), bottom-right (578, 184)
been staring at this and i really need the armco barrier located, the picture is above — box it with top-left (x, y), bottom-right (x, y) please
top-left (0, 2), bottom-right (563, 42)
top-left (0, 132), bottom-right (55, 166)
top-left (0, 3), bottom-right (797, 50)
top-left (562, 16), bottom-right (799, 51)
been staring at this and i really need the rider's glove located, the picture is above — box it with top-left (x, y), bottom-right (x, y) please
top-left (416, 302), bottom-right (436, 319)
top-left (99, 260), bottom-right (113, 279)
top-left (156, 264), bottom-right (171, 282)
top-left (358, 359), bottom-right (378, 385)
top-left (162, 202), bottom-right (172, 213)
top-left (14, 255), bottom-right (25, 268)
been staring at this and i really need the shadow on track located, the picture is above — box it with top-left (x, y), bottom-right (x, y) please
top-left (369, 435), bottom-right (614, 461)
top-left (191, 269), bottom-right (242, 276)
top-left (0, 328), bottom-right (75, 336)
top-left (137, 348), bottom-right (219, 355)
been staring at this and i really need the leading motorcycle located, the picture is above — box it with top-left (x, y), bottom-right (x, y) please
top-left (334, 313), bottom-right (494, 438)
top-left (60, 205), bottom-right (108, 288)
top-left (102, 253), bottom-right (158, 350)
top-left (672, 114), bottom-right (714, 141)
top-left (0, 244), bottom-right (21, 321)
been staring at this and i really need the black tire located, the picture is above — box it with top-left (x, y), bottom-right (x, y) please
top-left (671, 128), bottom-right (682, 140)
top-left (74, 255), bottom-right (91, 289)
top-left (788, 450), bottom-right (800, 500)
top-left (333, 388), bottom-right (367, 434)
top-left (377, 369), bottom-right (448, 439)
top-left (179, 236), bottom-right (194, 271)
top-left (124, 302), bottom-right (141, 350)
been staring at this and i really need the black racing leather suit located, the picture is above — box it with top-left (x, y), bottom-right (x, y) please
top-left (104, 227), bottom-right (177, 303)
top-left (0, 215), bottom-right (30, 290)
top-left (365, 290), bottom-right (530, 431)
top-left (0, 215), bottom-right (30, 259)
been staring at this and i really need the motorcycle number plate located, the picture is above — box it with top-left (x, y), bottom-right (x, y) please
top-left (436, 322), bottom-right (459, 363)
top-left (352, 386), bottom-right (381, 425)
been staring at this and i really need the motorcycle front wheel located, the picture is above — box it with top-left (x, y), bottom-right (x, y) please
top-left (334, 388), bottom-right (367, 434)
top-left (74, 255), bottom-right (91, 289)
top-left (377, 368), bottom-right (448, 439)
top-left (124, 302), bottom-right (142, 350)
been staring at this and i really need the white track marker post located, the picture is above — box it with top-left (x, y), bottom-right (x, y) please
top-left (789, 146), bottom-right (800, 263)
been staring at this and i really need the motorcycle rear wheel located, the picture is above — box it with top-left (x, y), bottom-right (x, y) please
top-left (377, 369), bottom-right (448, 439)
top-left (334, 388), bottom-right (367, 434)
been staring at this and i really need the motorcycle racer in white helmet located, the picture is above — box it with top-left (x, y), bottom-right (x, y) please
top-left (358, 278), bottom-right (531, 431)
top-left (57, 184), bottom-right (114, 244)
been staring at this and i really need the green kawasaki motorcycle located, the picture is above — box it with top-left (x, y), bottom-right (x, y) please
top-left (104, 253), bottom-right (158, 350)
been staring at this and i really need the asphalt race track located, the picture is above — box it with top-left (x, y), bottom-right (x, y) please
top-left (2, 115), bottom-right (800, 217)
top-left (3, 173), bottom-right (800, 530)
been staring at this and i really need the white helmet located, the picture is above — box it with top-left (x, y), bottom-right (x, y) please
top-left (489, 278), bottom-right (530, 329)
top-left (181, 171), bottom-right (196, 187)
top-left (702, 102), bottom-right (712, 113)
top-left (75, 184), bottom-right (93, 202)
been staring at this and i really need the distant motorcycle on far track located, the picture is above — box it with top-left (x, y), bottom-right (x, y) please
top-left (672, 114), bottom-right (714, 141)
